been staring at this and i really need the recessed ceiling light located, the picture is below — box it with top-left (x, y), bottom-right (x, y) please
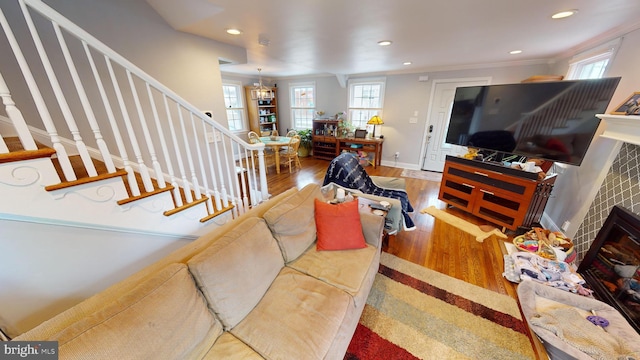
top-left (377, 40), bottom-right (392, 46)
top-left (403, 61), bottom-right (412, 66)
top-left (509, 50), bottom-right (523, 55)
top-left (552, 10), bottom-right (578, 19)
top-left (226, 28), bottom-right (243, 35)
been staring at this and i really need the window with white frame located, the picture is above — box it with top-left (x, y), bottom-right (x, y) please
top-left (566, 40), bottom-right (619, 80)
top-left (348, 78), bottom-right (385, 129)
top-left (290, 82), bottom-right (316, 129)
top-left (222, 81), bottom-right (246, 131)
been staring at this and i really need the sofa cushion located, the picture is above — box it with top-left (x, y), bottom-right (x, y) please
top-left (263, 183), bottom-right (323, 262)
top-left (288, 243), bottom-right (378, 306)
top-left (231, 267), bottom-right (352, 360)
top-left (53, 263), bottom-right (222, 360)
top-left (315, 198), bottom-right (366, 251)
top-left (188, 217), bottom-right (284, 330)
top-left (202, 332), bottom-right (263, 359)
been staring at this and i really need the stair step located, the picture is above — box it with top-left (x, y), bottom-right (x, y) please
top-left (163, 195), bottom-right (209, 216)
top-left (47, 155), bottom-right (123, 191)
top-left (116, 184), bottom-right (174, 205)
top-left (0, 136), bottom-right (55, 164)
top-left (45, 169), bottom-right (128, 191)
top-left (200, 203), bottom-right (235, 223)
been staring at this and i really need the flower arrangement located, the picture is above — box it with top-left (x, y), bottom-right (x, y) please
top-left (337, 116), bottom-right (354, 137)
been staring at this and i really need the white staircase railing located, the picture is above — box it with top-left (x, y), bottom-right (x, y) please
top-left (0, 0), bottom-right (269, 217)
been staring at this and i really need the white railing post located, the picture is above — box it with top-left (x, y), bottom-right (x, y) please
top-left (257, 149), bottom-right (269, 200)
top-left (0, 72), bottom-right (37, 151)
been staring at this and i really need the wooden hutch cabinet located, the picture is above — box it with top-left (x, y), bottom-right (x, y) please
top-left (244, 86), bottom-right (279, 135)
top-left (312, 119), bottom-right (339, 160)
top-left (439, 155), bottom-right (556, 231)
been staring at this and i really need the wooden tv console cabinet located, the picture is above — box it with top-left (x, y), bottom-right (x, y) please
top-left (439, 156), bottom-right (556, 231)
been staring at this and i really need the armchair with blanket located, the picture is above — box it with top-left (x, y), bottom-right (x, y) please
top-left (322, 153), bottom-right (416, 233)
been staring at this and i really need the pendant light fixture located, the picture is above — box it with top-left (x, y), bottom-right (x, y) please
top-left (250, 68), bottom-right (274, 101)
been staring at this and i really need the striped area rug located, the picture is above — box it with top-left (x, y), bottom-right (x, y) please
top-left (345, 252), bottom-right (535, 360)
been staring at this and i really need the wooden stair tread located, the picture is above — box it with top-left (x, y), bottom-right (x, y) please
top-left (45, 169), bottom-right (128, 191)
top-left (117, 185), bottom-right (174, 205)
top-left (163, 195), bottom-right (209, 216)
top-left (0, 136), bottom-right (55, 163)
top-left (200, 204), bottom-right (235, 223)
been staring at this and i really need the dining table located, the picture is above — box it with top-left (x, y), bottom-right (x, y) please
top-left (259, 136), bottom-right (294, 174)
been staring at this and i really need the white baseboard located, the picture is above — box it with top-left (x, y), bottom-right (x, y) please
top-left (380, 160), bottom-right (420, 169)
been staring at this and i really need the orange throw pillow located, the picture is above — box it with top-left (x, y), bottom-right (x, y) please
top-left (314, 198), bottom-right (366, 251)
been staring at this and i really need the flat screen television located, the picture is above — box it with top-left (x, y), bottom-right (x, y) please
top-left (444, 77), bottom-right (621, 166)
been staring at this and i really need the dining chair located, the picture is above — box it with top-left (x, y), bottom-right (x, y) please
top-left (279, 135), bottom-right (302, 173)
top-left (286, 129), bottom-right (297, 137)
top-left (281, 129), bottom-right (298, 152)
top-left (247, 131), bottom-right (275, 173)
top-left (247, 131), bottom-right (261, 144)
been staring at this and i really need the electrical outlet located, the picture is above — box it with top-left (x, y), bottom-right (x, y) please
top-left (561, 221), bottom-right (570, 231)
top-left (394, 152), bottom-right (400, 159)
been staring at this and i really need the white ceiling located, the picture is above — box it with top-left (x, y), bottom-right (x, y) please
top-left (147, 0), bottom-right (640, 78)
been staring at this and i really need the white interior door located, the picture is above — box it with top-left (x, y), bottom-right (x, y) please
top-left (421, 78), bottom-right (491, 172)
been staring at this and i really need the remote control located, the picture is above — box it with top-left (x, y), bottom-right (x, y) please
top-left (369, 203), bottom-right (389, 211)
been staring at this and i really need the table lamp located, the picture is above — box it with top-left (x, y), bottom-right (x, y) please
top-left (367, 115), bottom-right (384, 138)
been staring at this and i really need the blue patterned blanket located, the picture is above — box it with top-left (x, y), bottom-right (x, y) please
top-left (323, 153), bottom-right (415, 231)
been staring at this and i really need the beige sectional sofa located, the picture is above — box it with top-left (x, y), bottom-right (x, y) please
top-left (14, 183), bottom-right (384, 359)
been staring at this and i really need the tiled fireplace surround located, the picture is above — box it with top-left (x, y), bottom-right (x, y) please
top-left (573, 142), bottom-right (640, 263)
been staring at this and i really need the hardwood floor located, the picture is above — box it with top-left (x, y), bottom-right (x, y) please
top-left (265, 156), bottom-right (546, 359)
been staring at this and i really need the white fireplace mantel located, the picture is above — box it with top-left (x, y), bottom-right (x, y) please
top-left (598, 113), bottom-right (640, 145)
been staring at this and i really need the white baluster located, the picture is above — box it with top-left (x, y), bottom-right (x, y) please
top-left (211, 126), bottom-right (228, 206)
top-left (84, 43), bottom-right (139, 194)
top-left (189, 113), bottom-right (213, 213)
top-left (127, 73), bottom-right (164, 190)
top-left (219, 134), bottom-right (238, 216)
top-left (53, 23), bottom-right (115, 173)
top-left (106, 62), bottom-right (153, 193)
top-left (0, 72), bottom-right (37, 151)
top-left (176, 105), bottom-right (194, 203)
top-left (145, 83), bottom-right (170, 189)
top-left (162, 95), bottom-right (184, 207)
top-left (20, 2), bottom-right (97, 177)
top-left (0, 7), bottom-right (75, 181)
top-left (203, 122), bottom-right (222, 211)
top-left (121, 71), bottom-right (154, 192)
